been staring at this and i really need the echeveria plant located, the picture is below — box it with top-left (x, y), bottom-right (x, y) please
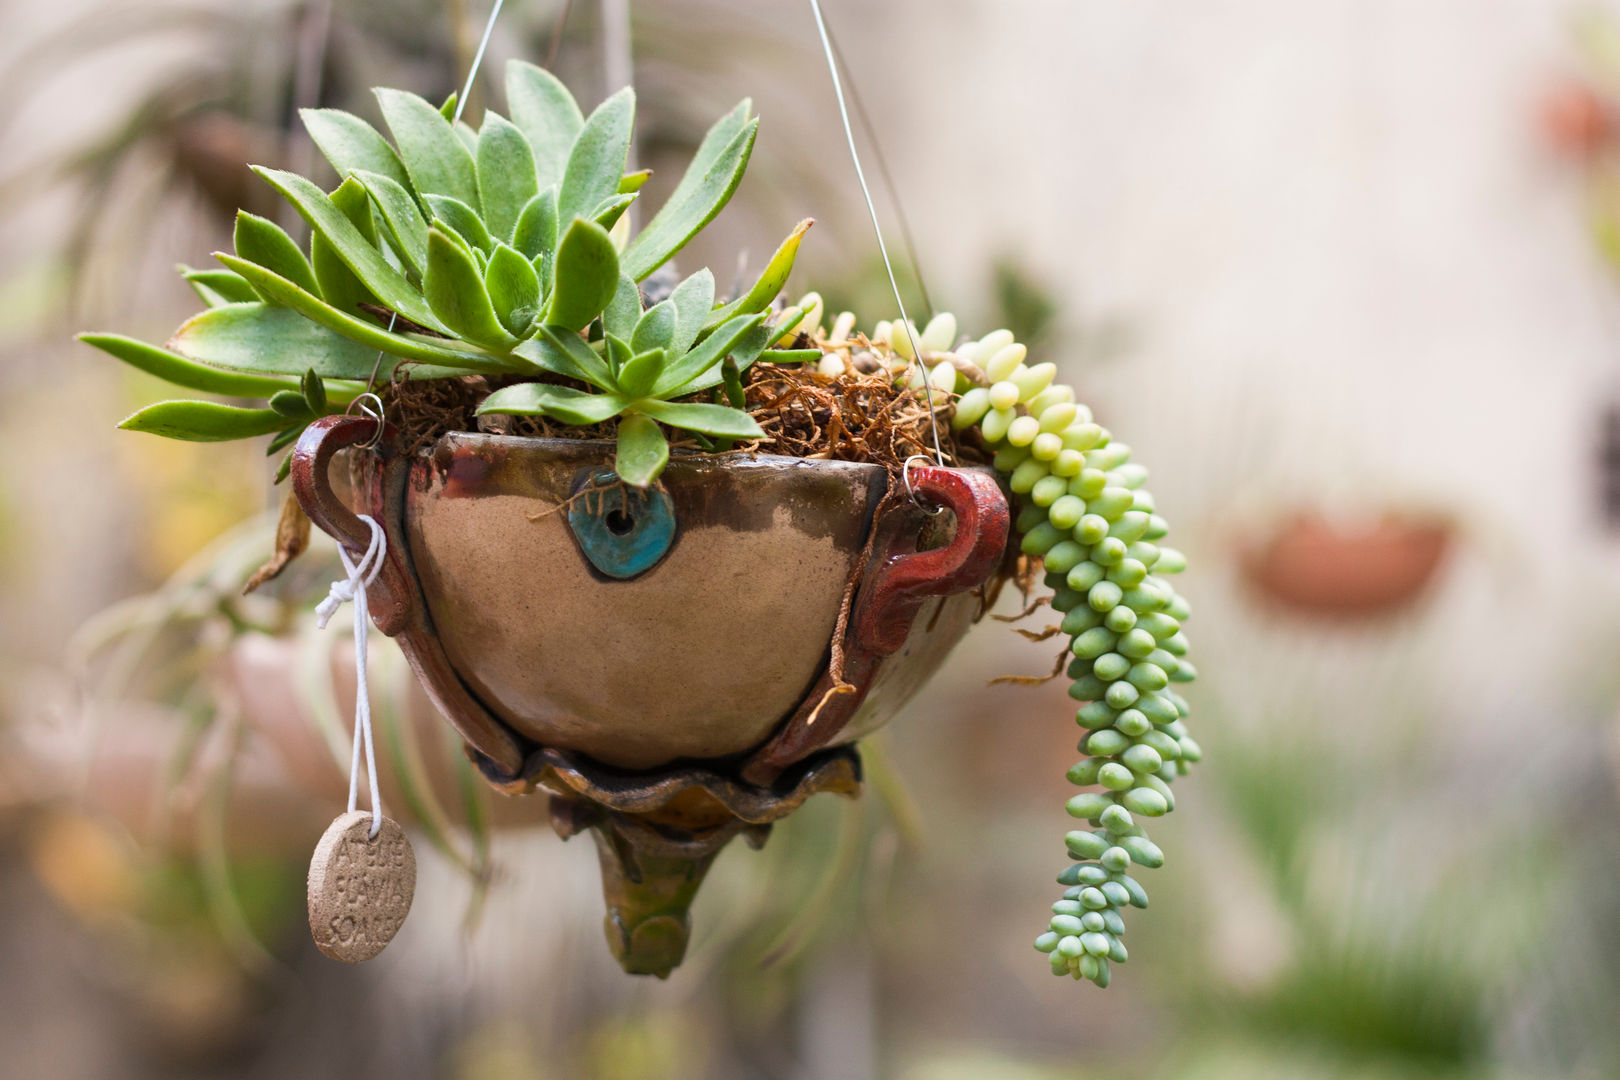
top-left (81, 62), bottom-right (811, 486)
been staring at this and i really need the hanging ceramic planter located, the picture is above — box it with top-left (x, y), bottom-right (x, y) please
top-left (292, 421), bottom-right (1006, 973)
top-left (82, 57), bottom-right (1203, 988)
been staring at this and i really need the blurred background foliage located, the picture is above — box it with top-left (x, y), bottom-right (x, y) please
top-left (6, 0), bottom-right (1620, 1078)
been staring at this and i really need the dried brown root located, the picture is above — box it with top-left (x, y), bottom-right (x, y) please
top-left (988, 644), bottom-right (1070, 687)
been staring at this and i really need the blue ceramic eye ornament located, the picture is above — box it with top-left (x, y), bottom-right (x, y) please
top-left (566, 472), bottom-right (677, 580)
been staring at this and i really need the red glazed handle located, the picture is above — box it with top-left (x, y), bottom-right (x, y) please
top-left (856, 466), bottom-right (1011, 655)
top-left (290, 415), bottom-right (412, 636)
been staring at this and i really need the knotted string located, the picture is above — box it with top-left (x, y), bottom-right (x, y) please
top-left (315, 514), bottom-right (387, 838)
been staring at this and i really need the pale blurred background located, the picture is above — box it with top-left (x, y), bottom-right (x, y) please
top-left (5, 0), bottom-right (1620, 1077)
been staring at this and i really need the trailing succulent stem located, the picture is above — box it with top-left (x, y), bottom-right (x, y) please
top-left (795, 306), bottom-right (1203, 988)
top-left (81, 61), bottom-right (810, 487)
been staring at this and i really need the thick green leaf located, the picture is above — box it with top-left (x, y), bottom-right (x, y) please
top-left (652, 312), bottom-right (764, 396)
top-left (683, 308), bottom-right (807, 395)
top-left (557, 88), bottom-right (634, 228)
top-left (210, 261), bottom-right (528, 375)
top-left (485, 243), bottom-right (541, 337)
top-left (234, 210), bottom-right (319, 300)
top-left (183, 267), bottom-right (258, 307)
top-left (301, 367), bottom-right (328, 413)
top-left (254, 166), bottom-right (445, 332)
top-left (619, 168), bottom-right (651, 194)
top-left (453, 120), bottom-right (478, 155)
top-left (704, 218), bottom-right (813, 330)
top-left (352, 169), bottom-right (428, 276)
top-left (519, 325), bottom-right (616, 391)
top-left (668, 268), bottom-right (715, 353)
top-left (512, 187), bottom-right (559, 262)
top-left (615, 348), bottom-right (665, 396)
top-left (375, 87), bottom-right (480, 210)
top-left (423, 227), bottom-right (517, 350)
top-left (312, 177), bottom-right (379, 315)
top-left (80, 332), bottom-right (301, 397)
top-left (603, 273), bottom-right (642, 339)
top-left (300, 108), bottom-right (412, 191)
top-left (614, 412), bottom-right (668, 487)
top-left (591, 192), bottom-right (636, 231)
top-left (621, 103), bottom-right (757, 281)
top-left (270, 389), bottom-right (313, 419)
top-left (438, 92), bottom-right (458, 121)
top-left (631, 300), bottom-right (676, 354)
top-left (636, 399), bottom-right (764, 439)
top-left (476, 382), bottom-right (629, 424)
top-left (543, 218), bottom-right (619, 332)
top-left (604, 333), bottom-right (631, 378)
top-left (476, 113), bottom-right (539, 243)
top-left (425, 194), bottom-right (493, 253)
top-left (120, 400), bottom-right (288, 442)
top-left (506, 61), bottom-right (583, 191)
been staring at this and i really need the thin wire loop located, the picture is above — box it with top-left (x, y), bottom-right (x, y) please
top-left (345, 391), bottom-right (387, 451)
top-left (902, 454), bottom-right (946, 515)
top-left (807, 0), bottom-right (945, 468)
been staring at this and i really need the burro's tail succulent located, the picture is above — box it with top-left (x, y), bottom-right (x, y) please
top-left (793, 309), bottom-right (1203, 988)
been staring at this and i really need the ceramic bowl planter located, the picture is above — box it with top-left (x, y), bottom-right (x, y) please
top-left (293, 413), bottom-right (1009, 975)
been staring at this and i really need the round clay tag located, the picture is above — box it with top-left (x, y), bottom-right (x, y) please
top-left (307, 811), bottom-right (416, 963)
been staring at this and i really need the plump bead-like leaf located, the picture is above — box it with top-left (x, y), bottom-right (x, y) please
top-left (484, 243), bottom-right (542, 338)
top-left (614, 412), bottom-right (668, 487)
top-left (300, 107), bottom-right (412, 192)
top-left (557, 88), bottom-right (634, 229)
top-left (78, 333), bottom-right (302, 397)
top-left (215, 255), bottom-right (528, 375)
top-left (375, 87), bottom-right (481, 210)
top-left (505, 60), bottom-right (584, 191)
top-left (703, 219), bottom-right (812, 331)
top-left (426, 194), bottom-right (493, 253)
top-left (476, 112), bottom-right (539, 243)
top-left (423, 226), bottom-right (517, 349)
top-left (119, 399), bottom-right (288, 441)
top-left (476, 382), bottom-right (630, 424)
top-left (253, 166), bottom-right (445, 332)
top-left (622, 102), bottom-right (757, 281)
top-left (542, 218), bottom-right (620, 332)
top-left (233, 210), bottom-right (318, 300)
top-left (636, 400), bottom-right (764, 439)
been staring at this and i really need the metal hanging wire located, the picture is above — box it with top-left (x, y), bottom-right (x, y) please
top-left (807, 0), bottom-right (946, 470)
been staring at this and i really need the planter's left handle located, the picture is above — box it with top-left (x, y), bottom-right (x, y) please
top-left (291, 415), bottom-right (413, 636)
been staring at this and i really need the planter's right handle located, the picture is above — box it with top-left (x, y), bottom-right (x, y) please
top-left (856, 466), bottom-right (1011, 655)
top-left (291, 415), bottom-right (413, 636)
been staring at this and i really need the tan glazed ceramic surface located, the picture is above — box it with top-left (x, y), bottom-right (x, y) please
top-left (406, 434), bottom-right (889, 770)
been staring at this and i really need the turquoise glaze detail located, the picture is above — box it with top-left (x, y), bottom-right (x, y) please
top-left (567, 473), bottom-right (676, 580)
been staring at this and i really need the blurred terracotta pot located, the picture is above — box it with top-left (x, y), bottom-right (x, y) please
top-left (292, 416), bottom-right (1009, 975)
top-left (1240, 512), bottom-right (1452, 617)
top-left (1541, 78), bottom-right (1612, 159)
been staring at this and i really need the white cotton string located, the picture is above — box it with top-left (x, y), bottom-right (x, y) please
top-left (316, 514), bottom-right (388, 838)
